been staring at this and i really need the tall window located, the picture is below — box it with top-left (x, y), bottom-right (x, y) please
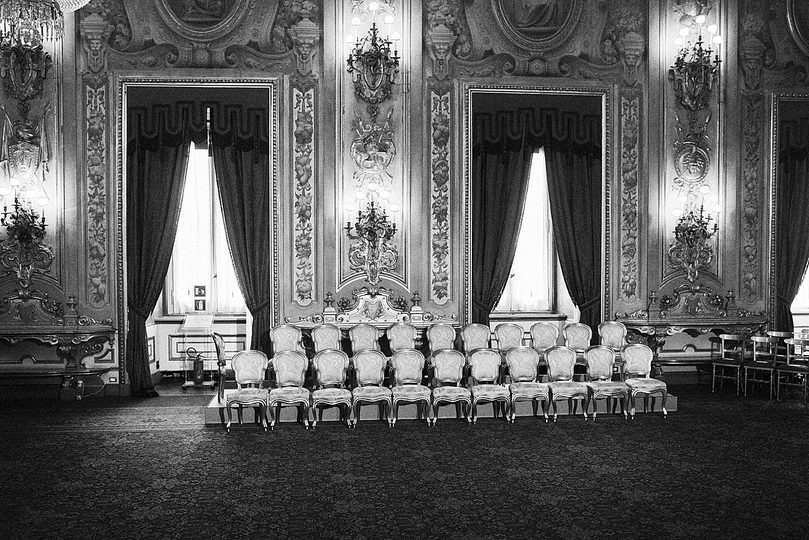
top-left (163, 143), bottom-right (246, 314)
top-left (792, 270), bottom-right (809, 313)
top-left (494, 148), bottom-right (561, 313)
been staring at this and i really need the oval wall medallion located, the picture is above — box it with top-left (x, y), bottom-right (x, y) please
top-left (787, 0), bottom-right (809, 58)
top-left (674, 142), bottom-right (709, 185)
top-left (154, 0), bottom-right (250, 41)
top-left (491, 0), bottom-right (583, 51)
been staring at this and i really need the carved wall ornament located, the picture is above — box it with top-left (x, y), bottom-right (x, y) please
top-left (85, 83), bottom-right (108, 307)
top-left (349, 109), bottom-right (396, 189)
top-left (490, 0), bottom-right (583, 52)
top-left (430, 90), bottom-right (451, 305)
top-left (293, 86), bottom-right (315, 307)
top-left (80, 12), bottom-right (113, 76)
top-left (617, 31), bottom-right (644, 87)
top-left (426, 23), bottom-right (457, 81)
top-left (619, 95), bottom-right (640, 301)
top-left (741, 33), bottom-right (766, 91)
top-left (0, 45), bottom-right (51, 110)
top-left (0, 198), bottom-right (53, 288)
top-left (289, 17), bottom-right (321, 77)
top-left (673, 140), bottom-right (710, 186)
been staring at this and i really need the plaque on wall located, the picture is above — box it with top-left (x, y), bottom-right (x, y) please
top-left (491, 0), bottom-right (583, 51)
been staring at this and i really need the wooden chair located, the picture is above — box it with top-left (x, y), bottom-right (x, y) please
top-left (467, 348), bottom-right (510, 424)
top-left (224, 350), bottom-right (270, 432)
top-left (623, 344), bottom-right (668, 419)
top-left (430, 349), bottom-right (471, 426)
top-left (505, 346), bottom-right (549, 423)
top-left (311, 349), bottom-right (352, 429)
top-left (712, 334), bottom-right (746, 395)
top-left (352, 349), bottom-right (393, 427)
top-left (546, 345), bottom-right (589, 421)
top-left (744, 335), bottom-right (779, 399)
top-left (776, 338), bottom-right (809, 404)
top-left (584, 345), bottom-right (629, 420)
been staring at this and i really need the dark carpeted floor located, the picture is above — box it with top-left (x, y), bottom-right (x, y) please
top-left (1, 381), bottom-right (807, 540)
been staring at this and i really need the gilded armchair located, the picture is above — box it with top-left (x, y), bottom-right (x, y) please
top-left (311, 349), bottom-right (353, 429)
top-left (430, 349), bottom-right (471, 426)
top-left (546, 345), bottom-right (590, 422)
top-left (224, 350), bottom-right (270, 432)
top-left (268, 350), bottom-right (311, 430)
top-left (505, 346), bottom-right (549, 423)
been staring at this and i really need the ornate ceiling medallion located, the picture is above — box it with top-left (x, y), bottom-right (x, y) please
top-left (490, 0), bottom-right (582, 51)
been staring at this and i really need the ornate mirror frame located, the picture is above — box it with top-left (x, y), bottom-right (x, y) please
top-left (768, 91), bottom-right (809, 320)
top-left (459, 78), bottom-right (613, 325)
top-left (113, 74), bottom-right (280, 372)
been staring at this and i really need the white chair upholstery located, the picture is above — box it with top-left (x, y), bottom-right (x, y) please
top-left (430, 349), bottom-right (471, 426)
top-left (270, 324), bottom-right (305, 353)
top-left (312, 323), bottom-right (342, 352)
top-left (350, 323), bottom-right (380, 353)
top-left (268, 350), bottom-right (310, 430)
top-left (530, 322), bottom-right (560, 382)
top-left (387, 322), bottom-right (418, 352)
top-left (584, 345), bottom-right (629, 420)
top-left (390, 349), bottom-right (431, 426)
top-left (311, 349), bottom-right (352, 429)
top-left (598, 321), bottom-right (627, 379)
top-left (506, 346), bottom-right (549, 423)
top-left (623, 343), bottom-right (668, 418)
top-left (546, 345), bottom-right (589, 422)
top-left (426, 322), bottom-right (456, 353)
top-left (494, 323), bottom-right (524, 351)
top-left (468, 348), bottom-right (510, 425)
top-left (563, 322), bottom-right (592, 381)
top-left (352, 349), bottom-right (393, 427)
top-left (225, 350), bottom-right (269, 432)
top-left (461, 323), bottom-right (491, 354)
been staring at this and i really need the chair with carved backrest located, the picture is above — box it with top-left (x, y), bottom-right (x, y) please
top-left (311, 349), bottom-right (352, 429)
top-left (224, 350), bottom-right (269, 432)
top-left (352, 349), bottom-right (393, 427)
top-left (268, 350), bottom-right (311, 430)
top-left (546, 345), bottom-right (590, 422)
top-left (467, 348), bottom-right (510, 425)
top-left (212, 332), bottom-right (228, 403)
top-left (430, 349), bottom-right (471, 426)
top-left (494, 322), bottom-right (525, 382)
top-left (349, 323), bottom-right (381, 354)
top-left (598, 321), bottom-right (627, 380)
top-left (563, 322), bottom-right (592, 381)
top-left (461, 323), bottom-right (491, 355)
top-left (712, 333), bottom-right (746, 395)
top-left (426, 322), bottom-right (457, 355)
top-left (387, 322), bottom-right (418, 352)
top-left (584, 345), bottom-right (629, 420)
top-left (312, 323), bottom-right (342, 353)
top-left (505, 346), bottom-right (549, 423)
top-left (270, 324), bottom-right (305, 353)
top-left (530, 322), bottom-right (560, 382)
top-left (390, 348), bottom-right (431, 426)
top-left (623, 343), bottom-right (668, 418)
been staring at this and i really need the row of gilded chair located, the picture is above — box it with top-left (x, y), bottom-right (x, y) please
top-left (264, 320), bottom-right (630, 379)
top-left (222, 343), bottom-right (667, 432)
top-left (712, 330), bottom-right (809, 403)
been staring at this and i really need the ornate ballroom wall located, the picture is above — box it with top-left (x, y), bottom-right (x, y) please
top-left (1, 0), bottom-right (808, 391)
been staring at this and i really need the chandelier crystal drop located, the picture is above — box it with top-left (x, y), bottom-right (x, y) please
top-left (0, 0), bottom-right (65, 48)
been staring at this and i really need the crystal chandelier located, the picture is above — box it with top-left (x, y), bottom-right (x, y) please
top-left (345, 1), bottom-right (400, 112)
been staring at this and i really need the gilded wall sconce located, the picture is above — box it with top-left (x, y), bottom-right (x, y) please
top-left (344, 186), bottom-right (399, 287)
top-left (668, 204), bottom-right (717, 283)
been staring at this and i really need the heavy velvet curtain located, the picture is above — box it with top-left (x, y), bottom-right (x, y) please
top-left (775, 116), bottom-right (809, 331)
top-left (471, 137), bottom-right (535, 325)
top-left (211, 112), bottom-right (271, 353)
top-left (126, 110), bottom-right (191, 397)
top-left (472, 107), bottom-right (601, 331)
top-left (545, 148), bottom-right (602, 342)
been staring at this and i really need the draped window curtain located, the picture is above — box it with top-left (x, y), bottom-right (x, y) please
top-left (126, 101), bottom-right (270, 397)
top-left (126, 109), bottom-right (192, 397)
top-left (210, 109), bottom-right (271, 353)
top-left (775, 116), bottom-right (809, 331)
top-left (472, 107), bottom-right (601, 337)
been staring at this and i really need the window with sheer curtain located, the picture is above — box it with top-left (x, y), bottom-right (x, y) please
top-left (493, 148), bottom-right (556, 313)
top-left (792, 271), bottom-right (809, 312)
top-left (163, 144), bottom-right (246, 314)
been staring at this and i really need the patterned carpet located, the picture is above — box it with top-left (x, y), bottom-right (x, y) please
top-left (1, 383), bottom-right (807, 540)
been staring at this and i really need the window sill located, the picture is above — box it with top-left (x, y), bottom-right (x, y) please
top-left (152, 314), bottom-right (247, 324)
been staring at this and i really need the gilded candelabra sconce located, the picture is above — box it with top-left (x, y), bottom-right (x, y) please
top-left (344, 183), bottom-right (400, 287)
top-left (0, 107), bottom-right (53, 288)
top-left (345, 0), bottom-right (400, 117)
top-left (668, 202), bottom-right (718, 283)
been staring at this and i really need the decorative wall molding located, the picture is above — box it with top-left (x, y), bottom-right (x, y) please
top-left (429, 90), bottom-right (451, 305)
top-left (619, 94), bottom-right (640, 302)
top-left (292, 86), bottom-right (315, 307)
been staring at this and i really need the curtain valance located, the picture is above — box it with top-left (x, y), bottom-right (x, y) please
top-left (127, 101), bottom-right (269, 154)
top-left (473, 108), bottom-right (601, 156)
